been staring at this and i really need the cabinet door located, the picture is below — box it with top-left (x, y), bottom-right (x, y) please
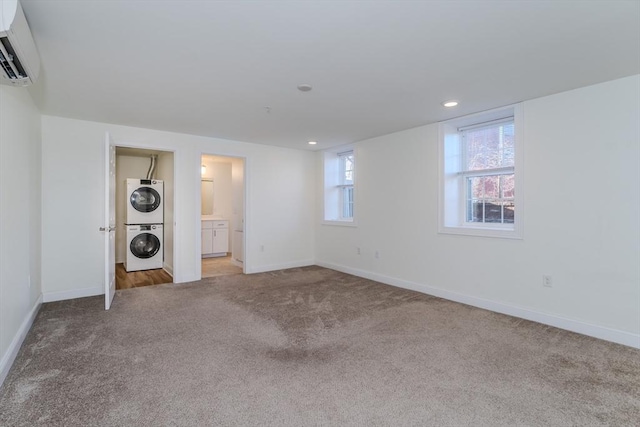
top-left (202, 229), bottom-right (213, 255)
top-left (212, 228), bottom-right (229, 254)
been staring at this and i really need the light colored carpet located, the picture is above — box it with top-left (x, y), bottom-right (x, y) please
top-left (1, 266), bottom-right (638, 426)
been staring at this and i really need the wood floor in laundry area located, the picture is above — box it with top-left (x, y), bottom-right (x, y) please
top-left (116, 256), bottom-right (242, 290)
top-left (115, 263), bottom-right (173, 290)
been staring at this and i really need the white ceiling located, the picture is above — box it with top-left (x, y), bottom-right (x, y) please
top-left (21, 0), bottom-right (640, 151)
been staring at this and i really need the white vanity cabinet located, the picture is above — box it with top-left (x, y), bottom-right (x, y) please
top-left (202, 220), bottom-right (229, 257)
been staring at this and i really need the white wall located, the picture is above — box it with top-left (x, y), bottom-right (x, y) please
top-left (40, 116), bottom-right (316, 300)
top-left (231, 157), bottom-right (245, 264)
top-left (0, 86), bottom-right (42, 383)
top-left (316, 75), bottom-right (640, 347)
top-left (201, 159), bottom-right (233, 219)
top-left (201, 159), bottom-right (233, 249)
top-left (157, 152), bottom-right (174, 274)
top-left (231, 157), bottom-right (245, 233)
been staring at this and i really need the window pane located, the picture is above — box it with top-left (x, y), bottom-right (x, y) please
top-left (464, 122), bottom-right (514, 171)
top-left (501, 174), bottom-right (514, 199)
top-left (467, 199), bottom-right (483, 222)
top-left (340, 153), bottom-right (354, 185)
top-left (345, 156), bottom-right (353, 171)
top-left (342, 186), bottom-right (354, 218)
top-left (466, 174), bottom-right (515, 224)
top-left (483, 176), bottom-right (500, 199)
top-left (467, 175), bottom-right (501, 199)
top-left (484, 200), bottom-right (503, 223)
top-left (504, 201), bottom-right (515, 223)
top-left (468, 176), bottom-right (484, 198)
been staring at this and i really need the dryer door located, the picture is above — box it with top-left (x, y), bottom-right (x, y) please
top-left (130, 232), bottom-right (161, 259)
top-left (130, 187), bottom-right (161, 213)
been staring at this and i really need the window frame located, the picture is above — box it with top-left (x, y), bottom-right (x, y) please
top-left (338, 151), bottom-right (354, 220)
top-left (322, 146), bottom-right (357, 226)
top-left (438, 104), bottom-right (524, 239)
top-left (460, 118), bottom-right (515, 227)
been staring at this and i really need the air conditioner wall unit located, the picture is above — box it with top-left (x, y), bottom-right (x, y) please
top-left (0, 0), bottom-right (40, 86)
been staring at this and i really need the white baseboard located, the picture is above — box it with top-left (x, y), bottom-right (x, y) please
top-left (247, 259), bottom-right (315, 274)
top-left (202, 252), bottom-right (228, 259)
top-left (43, 286), bottom-right (103, 303)
top-left (163, 262), bottom-right (174, 277)
top-left (316, 260), bottom-right (640, 349)
top-left (230, 259), bottom-right (243, 268)
top-left (0, 294), bottom-right (43, 387)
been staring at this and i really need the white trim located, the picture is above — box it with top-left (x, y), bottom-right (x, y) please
top-left (43, 286), bottom-right (103, 303)
top-left (459, 166), bottom-right (514, 177)
top-left (110, 140), bottom-right (180, 283)
top-left (163, 263), bottom-right (174, 277)
top-left (315, 260), bottom-right (640, 349)
top-left (104, 133), bottom-right (115, 310)
top-left (0, 295), bottom-right (43, 386)
top-left (457, 116), bottom-right (514, 132)
top-left (321, 220), bottom-right (357, 228)
top-left (438, 103), bottom-right (524, 239)
top-left (171, 148), bottom-right (182, 283)
top-left (323, 144), bottom-right (356, 224)
top-left (246, 259), bottom-right (315, 274)
top-left (438, 225), bottom-right (520, 239)
top-left (197, 152), bottom-right (249, 278)
top-left (242, 156), bottom-right (249, 275)
top-left (337, 149), bottom-right (354, 157)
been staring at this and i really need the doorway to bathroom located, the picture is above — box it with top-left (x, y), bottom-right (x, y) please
top-left (200, 154), bottom-right (245, 278)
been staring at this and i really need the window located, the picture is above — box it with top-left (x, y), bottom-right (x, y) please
top-left (323, 147), bottom-right (355, 224)
top-left (439, 104), bottom-right (523, 238)
top-left (462, 120), bottom-right (514, 225)
top-left (339, 151), bottom-right (354, 219)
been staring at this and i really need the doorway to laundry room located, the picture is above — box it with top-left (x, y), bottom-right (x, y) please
top-left (200, 154), bottom-right (245, 278)
top-left (115, 147), bottom-right (175, 289)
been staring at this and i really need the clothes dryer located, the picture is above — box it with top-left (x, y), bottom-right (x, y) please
top-left (126, 178), bottom-right (163, 224)
top-left (124, 224), bottom-right (163, 272)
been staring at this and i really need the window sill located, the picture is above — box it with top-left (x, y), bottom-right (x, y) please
top-left (322, 220), bottom-right (357, 228)
top-left (438, 225), bottom-right (522, 240)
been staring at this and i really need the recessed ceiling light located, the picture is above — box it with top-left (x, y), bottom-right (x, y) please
top-left (442, 100), bottom-right (459, 107)
top-left (297, 84), bottom-right (313, 92)
top-left (308, 141), bottom-right (317, 145)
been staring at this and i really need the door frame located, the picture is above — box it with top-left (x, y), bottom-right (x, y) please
top-left (109, 140), bottom-right (179, 282)
top-left (104, 134), bottom-right (116, 309)
top-left (197, 151), bottom-right (248, 279)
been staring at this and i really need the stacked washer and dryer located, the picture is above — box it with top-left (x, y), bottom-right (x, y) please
top-left (124, 178), bottom-right (164, 272)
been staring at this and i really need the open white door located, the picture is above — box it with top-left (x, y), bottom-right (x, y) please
top-left (103, 133), bottom-right (116, 309)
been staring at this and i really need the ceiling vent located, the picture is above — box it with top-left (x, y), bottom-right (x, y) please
top-left (0, 0), bottom-right (40, 87)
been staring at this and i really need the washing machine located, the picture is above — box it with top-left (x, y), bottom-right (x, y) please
top-left (125, 178), bottom-right (164, 225)
top-left (124, 224), bottom-right (163, 272)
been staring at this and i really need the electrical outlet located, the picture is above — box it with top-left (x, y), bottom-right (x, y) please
top-left (543, 275), bottom-right (553, 288)
top-left (375, 250), bottom-right (380, 259)
top-left (356, 247), bottom-right (361, 255)
top-left (260, 245), bottom-right (264, 252)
